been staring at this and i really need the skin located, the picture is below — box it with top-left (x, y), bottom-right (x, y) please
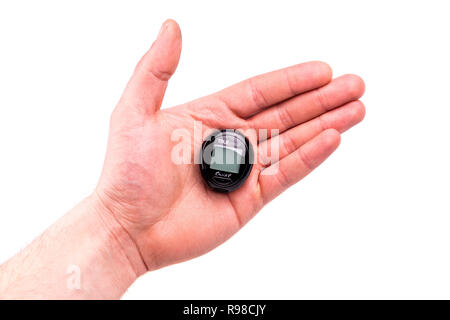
top-left (0, 19), bottom-right (365, 299)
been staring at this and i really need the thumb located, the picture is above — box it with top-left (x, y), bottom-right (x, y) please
top-left (121, 19), bottom-right (182, 114)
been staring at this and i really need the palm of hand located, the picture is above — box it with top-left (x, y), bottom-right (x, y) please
top-left (95, 20), bottom-right (365, 271)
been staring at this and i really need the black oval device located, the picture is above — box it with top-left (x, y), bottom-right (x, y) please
top-left (200, 129), bottom-right (253, 193)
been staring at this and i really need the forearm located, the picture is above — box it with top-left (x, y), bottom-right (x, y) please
top-left (0, 194), bottom-right (146, 299)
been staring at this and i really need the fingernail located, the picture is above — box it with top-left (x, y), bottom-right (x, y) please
top-left (157, 21), bottom-right (168, 39)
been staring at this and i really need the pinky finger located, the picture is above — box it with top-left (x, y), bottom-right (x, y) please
top-left (258, 129), bottom-right (341, 204)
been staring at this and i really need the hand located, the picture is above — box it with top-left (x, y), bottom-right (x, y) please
top-left (93, 20), bottom-right (365, 273)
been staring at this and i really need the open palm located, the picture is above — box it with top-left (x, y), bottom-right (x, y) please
top-left (95, 20), bottom-right (365, 271)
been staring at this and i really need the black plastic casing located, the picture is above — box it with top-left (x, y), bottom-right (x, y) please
top-left (200, 129), bottom-right (253, 193)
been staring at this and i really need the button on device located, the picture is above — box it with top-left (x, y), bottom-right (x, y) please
top-left (200, 130), bottom-right (253, 193)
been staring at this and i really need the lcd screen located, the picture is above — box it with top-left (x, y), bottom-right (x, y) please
top-left (210, 146), bottom-right (242, 173)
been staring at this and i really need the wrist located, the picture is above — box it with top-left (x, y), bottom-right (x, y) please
top-left (0, 195), bottom-right (146, 299)
top-left (88, 192), bottom-right (148, 279)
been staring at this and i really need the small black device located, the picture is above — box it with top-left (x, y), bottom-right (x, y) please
top-left (200, 129), bottom-right (253, 193)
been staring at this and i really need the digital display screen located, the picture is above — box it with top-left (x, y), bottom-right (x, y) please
top-left (210, 146), bottom-right (242, 174)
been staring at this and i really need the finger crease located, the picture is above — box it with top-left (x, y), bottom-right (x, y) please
top-left (284, 69), bottom-right (297, 96)
top-left (297, 147), bottom-right (315, 171)
top-left (277, 105), bottom-right (295, 129)
top-left (317, 113), bottom-right (328, 132)
top-left (274, 166), bottom-right (290, 189)
top-left (314, 88), bottom-right (329, 113)
top-left (149, 68), bottom-right (172, 82)
top-left (227, 196), bottom-right (242, 229)
top-left (249, 78), bottom-right (268, 109)
top-left (282, 133), bottom-right (298, 156)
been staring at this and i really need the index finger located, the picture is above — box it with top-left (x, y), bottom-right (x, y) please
top-left (215, 61), bottom-right (332, 118)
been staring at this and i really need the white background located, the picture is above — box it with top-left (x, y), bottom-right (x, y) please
top-left (0, 0), bottom-right (449, 299)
